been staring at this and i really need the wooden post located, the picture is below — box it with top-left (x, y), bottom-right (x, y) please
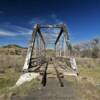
top-left (55, 44), bottom-right (56, 57)
top-left (64, 33), bottom-right (66, 57)
top-left (59, 41), bottom-right (61, 57)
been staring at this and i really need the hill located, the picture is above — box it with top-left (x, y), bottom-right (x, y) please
top-left (0, 44), bottom-right (26, 49)
top-left (0, 44), bottom-right (27, 55)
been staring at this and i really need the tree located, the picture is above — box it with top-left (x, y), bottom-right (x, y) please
top-left (92, 46), bottom-right (100, 58)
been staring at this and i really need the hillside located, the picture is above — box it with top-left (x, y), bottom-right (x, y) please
top-left (0, 44), bottom-right (27, 55)
top-left (1, 44), bottom-right (26, 49)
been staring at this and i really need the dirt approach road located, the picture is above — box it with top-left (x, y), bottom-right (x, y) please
top-left (10, 62), bottom-right (100, 100)
top-left (11, 77), bottom-right (80, 100)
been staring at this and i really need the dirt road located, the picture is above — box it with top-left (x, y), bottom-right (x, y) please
top-left (11, 77), bottom-right (80, 100)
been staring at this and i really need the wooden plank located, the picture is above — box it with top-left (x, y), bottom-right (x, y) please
top-left (41, 62), bottom-right (48, 86)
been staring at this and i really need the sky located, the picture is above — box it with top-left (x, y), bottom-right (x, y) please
top-left (0, 0), bottom-right (100, 47)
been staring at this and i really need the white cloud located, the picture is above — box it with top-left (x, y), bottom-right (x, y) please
top-left (0, 15), bottom-right (64, 37)
top-left (8, 24), bottom-right (33, 35)
top-left (0, 30), bottom-right (16, 36)
top-left (29, 14), bottom-right (64, 26)
top-left (51, 13), bottom-right (64, 24)
top-left (0, 23), bottom-right (33, 37)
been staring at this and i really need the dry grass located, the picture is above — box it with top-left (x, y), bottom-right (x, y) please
top-left (75, 58), bottom-right (100, 84)
top-left (0, 55), bottom-right (25, 95)
top-left (0, 53), bottom-right (100, 100)
top-left (0, 53), bottom-right (40, 97)
top-left (65, 57), bottom-right (100, 100)
top-left (0, 55), bottom-right (25, 72)
top-left (76, 57), bottom-right (100, 68)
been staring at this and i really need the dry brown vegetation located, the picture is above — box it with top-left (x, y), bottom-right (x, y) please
top-left (0, 44), bottom-right (100, 100)
top-left (0, 44), bottom-right (27, 55)
top-left (0, 45), bottom-right (27, 95)
top-left (0, 55), bottom-right (25, 72)
top-left (73, 38), bottom-right (100, 58)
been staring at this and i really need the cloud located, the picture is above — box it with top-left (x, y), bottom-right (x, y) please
top-left (6, 24), bottom-right (32, 35)
top-left (50, 13), bottom-right (64, 24)
top-left (0, 30), bottom-right (16, 36)
top-left (28, 15), bottom-right (64, 43)
top-left (29, 13), bottom-right (64, 25)
top-left (0, 23), bottom-right (33, 37)
top-left (0, 13), bottom-right (63, 36)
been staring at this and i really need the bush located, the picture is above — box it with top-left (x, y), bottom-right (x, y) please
top-left (92, 47), bottom-right (100, 58)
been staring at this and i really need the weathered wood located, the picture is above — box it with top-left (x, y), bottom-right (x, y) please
top-left (41, 62), bottom-right (48, 86)
top-left (53, 60), bottom-right (64, 87)
top-left (23, 30), bottom-right (36, 71)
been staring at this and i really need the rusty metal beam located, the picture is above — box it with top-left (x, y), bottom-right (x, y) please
top-left (38, 31), bottom-right (45, 45)
top-left (32, 24), bottom-right (45, 45)
top-left (39, 24), bottom-right (63, 28)
top-left (55, 28), bottom-right (63, 45)
top-left (62, 25), bottom-right (69, 40)
top-left (37, 25), bottom-right (45, 45)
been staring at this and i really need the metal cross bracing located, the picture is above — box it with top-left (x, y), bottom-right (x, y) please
top-left (22, 24), bottom-right (78, 87)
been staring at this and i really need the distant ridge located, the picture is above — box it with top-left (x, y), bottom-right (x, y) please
top-left (1, 44), bottom-right (27, 49)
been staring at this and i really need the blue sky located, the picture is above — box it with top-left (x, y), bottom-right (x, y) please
top-left (0, 0), bottom-right (100, 47)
